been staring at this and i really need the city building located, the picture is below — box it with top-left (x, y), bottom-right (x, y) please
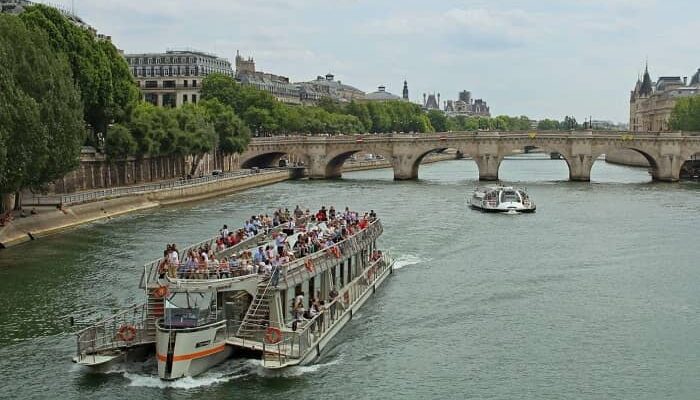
top-left (124, 49), bottom-right (234, 108)
top-left (629, 64), bottom-right (700, 131)
top-left (364, 85), bottom-right (404, 102)
top-left (235, 51), bottom-right (302, 105)
top-left (297, 73), bottom-right (365, 104)
top-left (444, 90), bottom-right (491, 117)
top-left (423, 93), bottom-right (440, 110)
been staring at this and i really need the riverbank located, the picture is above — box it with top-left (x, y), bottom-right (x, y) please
top-left (0, 154), bottom-right (458, 249)
top-left (0, 170), bottom-right (291, 249)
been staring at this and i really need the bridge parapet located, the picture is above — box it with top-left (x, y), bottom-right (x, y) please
top-left (240, 131), bottom-right (700, 182)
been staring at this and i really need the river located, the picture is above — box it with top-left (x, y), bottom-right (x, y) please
top-left (1, 156), bottom-right (699, 400)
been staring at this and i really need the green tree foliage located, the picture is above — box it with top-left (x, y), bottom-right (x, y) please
top-left (537, 119), bottom-right (560, 130)
top-left (200, 99), bottom-right (251, 154)
top-left (19, 5), bottom-right (139, 139)
top-left (561, 116), bottom-right (579, 130)
top-left (669, 96), bottom-right (700, 131)
top-left (0, 14), bottom-right (84, 204)
top-left (427, 110), bottom-right (451, 132)
top-left (105, 123), bottom-right (137, 159)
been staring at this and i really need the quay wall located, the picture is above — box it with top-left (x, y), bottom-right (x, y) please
top-left (2, 153), bottom-right (459, 249)
top-left (605, 149), bottom-right (650, 167)
top-left (0, 170), bottom-right (289, 249)
top-left (51, 149), bottom-right (241, 194)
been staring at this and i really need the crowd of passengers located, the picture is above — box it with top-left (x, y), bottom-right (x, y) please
top-left (158, 206), bottom-right (378, 281)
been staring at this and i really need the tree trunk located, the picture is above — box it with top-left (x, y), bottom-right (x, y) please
top-left (13, 191), bottom-right (22, 211)
top-left (189, 154), bottom-right (204, 177)
top-left (0, 193), bottom-right (15, 214)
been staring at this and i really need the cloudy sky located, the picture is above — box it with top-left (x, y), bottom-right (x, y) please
top-left (44, 0), bottom-right (698, 122)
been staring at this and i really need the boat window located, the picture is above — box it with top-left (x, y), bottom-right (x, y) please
top-left (164, 291), bottom-right (213, 328)
top-left (502, 191), bottom-right (520, 203)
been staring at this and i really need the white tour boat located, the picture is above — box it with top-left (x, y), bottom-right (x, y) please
top-left (470, 186), bottom-right (536, 213)
top-left (72, 208), bottom-right (394, 380)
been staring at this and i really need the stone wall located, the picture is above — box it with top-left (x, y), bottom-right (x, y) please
top-left (50, 148), bottom-right (241, 194)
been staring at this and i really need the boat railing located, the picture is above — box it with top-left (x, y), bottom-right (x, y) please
top-left (280, 219), bottom-right (383, 282)
top-left (140, 217), bottom-right (311, 289)
top-left (75, 303), bottom-right (150, 361)
top-left (261, 254), bottom-right (393, 368)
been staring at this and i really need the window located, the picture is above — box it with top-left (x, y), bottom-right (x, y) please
top-left (183, 80), bottom-right (188, 88)
top-left (192, 94), bottom-right (197, 104)
top-left (192, 80), bottom-right (197, 88)
top-left (145, 80), bottom-right (158, 88)
top-left (163, 80), bottom-right (176, 89)
top-left (183, 94), bottom-right (188, 103)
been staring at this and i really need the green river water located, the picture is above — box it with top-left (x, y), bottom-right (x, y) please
top-left (0, 156), bottom-right (699, 399)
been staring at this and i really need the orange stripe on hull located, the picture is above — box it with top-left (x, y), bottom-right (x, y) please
top-left (157, 344), bottom-right (226, 363)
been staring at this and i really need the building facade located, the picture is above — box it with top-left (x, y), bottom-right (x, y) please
top-left (630, 65), bottom-right (700, 132)
top-left (235, 51), bottom-right (303, 105)
top-left (124, 49), bottom-right (234, 108)
top-left (363, 84), bottom-right (405, 102)
top-left (444, 90), bottom-right (491, 117)
top-left (297, 73), bottom-right (366, 104)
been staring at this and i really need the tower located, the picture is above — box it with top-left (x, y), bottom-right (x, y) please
top-left (423, 93), bottom-right (426, 107)
top-left (640, 62), bottom-right (653, 96)
top-left (402, 80), bottom-right (409, 100)
top-left (437, 93), bottom-right (441, 107)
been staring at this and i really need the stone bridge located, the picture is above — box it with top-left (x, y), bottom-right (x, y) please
top-left (240, 131), bottom-right (700, 182)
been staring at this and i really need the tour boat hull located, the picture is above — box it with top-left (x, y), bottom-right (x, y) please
top-left (156, 321), bottom-right (233, 380)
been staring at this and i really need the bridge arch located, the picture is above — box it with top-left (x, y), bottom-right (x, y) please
top-left (491, 141), bottom-right (577, 181)
top-left (321, 148), bottom-right (394, 179)
top-left (240, 150), bottom-right (310, 169)
top-left (398, 147), bottom-right (464, 180)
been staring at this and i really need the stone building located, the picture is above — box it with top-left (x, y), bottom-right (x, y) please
top-left (629, 65), bottom-right (700, 132)
top-left (235, 51), bottom-right (302, 105)
top-left (423, 93), bottom-right (440, 110)
top-left (444, 90), bottom-right (491, 117)
top-left (297, 73), bottom-right (366, 104)
top-left (364, 84), bottom-right (404, 102)
top-left (124, 49), bottom-right (234, 108)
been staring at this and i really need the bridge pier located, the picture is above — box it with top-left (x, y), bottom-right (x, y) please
top-left (651, 154), bottom-right (682, 182)
top-left (474, 155), bottom-right (500, 181)
top-left (568, 154), bottom-right (594, 181)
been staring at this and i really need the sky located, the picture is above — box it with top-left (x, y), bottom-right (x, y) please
top-left (41, 0), bottom-right (699, 122)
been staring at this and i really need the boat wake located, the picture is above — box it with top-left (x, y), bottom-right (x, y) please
top-left (248, 354), bottom-right (344, 378)
top-left (392, 254), bottom-right (424, 270)
top-left (110, 362), bottom-right (247, 389)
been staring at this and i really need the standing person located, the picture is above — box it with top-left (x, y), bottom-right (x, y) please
top-left (168, 244), bottom-right (180, 278)
top-left (329, 286), bottom-right (339, 319)
top-left (275, 232), bottom-right (287, 256)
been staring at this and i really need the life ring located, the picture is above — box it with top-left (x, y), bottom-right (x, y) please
top-left (305, 258), bottom-right (314, 272)
top-left (152, 285), bottom-right (168, 298)
top-left (265, 326), bottom-right (283, 344)
top-left (117, 325), bottom-right (137, 342)
top-left (343, 291), bottom-right (350, 305)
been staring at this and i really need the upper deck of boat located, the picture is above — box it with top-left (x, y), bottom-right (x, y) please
top-left (141, 207), bottom-right (382, 291)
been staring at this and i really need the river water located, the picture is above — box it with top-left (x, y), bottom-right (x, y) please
top-left (1, 156), bottom-right (699, 400)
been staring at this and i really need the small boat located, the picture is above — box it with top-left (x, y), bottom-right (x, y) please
top-left (470, 186), bottom-right (536, 213)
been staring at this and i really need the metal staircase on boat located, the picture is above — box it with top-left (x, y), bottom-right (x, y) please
top-left (236, 277), bottom-right (274, 338)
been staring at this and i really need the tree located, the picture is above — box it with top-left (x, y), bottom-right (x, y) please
top-left (669, 96), bottom-right (700, 131)
top-left (105, 124), bottom-right (137, 159)
top-left (562, 116), bottom-right (579, 130)
top-left (0, 14), bottom-right (84, 211)
top-left (200, 99), bottom-right (251, 154)
top-left (173, 104), bottom-right (217, 176)
top-left (537, 119), bottom-right (560, 130)
top-left (427, 110), bottom-right (450, 132)
top-left (20, 5), bottom-right (139, 142)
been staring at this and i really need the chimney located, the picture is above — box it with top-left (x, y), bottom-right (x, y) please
top-left (683, 76), bottom-right (688, 85)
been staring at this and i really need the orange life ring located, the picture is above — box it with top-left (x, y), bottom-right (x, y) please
top-left (305, 258), bottom-right (314, 272)
top-left (117, 325), bottom-right (137, 342)
top-left (265, 326), bottom-right (283, 344)
top-left (332, 246), bottom-right (341, 258)
top-left (152, 285), bottom-right (168, 298)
